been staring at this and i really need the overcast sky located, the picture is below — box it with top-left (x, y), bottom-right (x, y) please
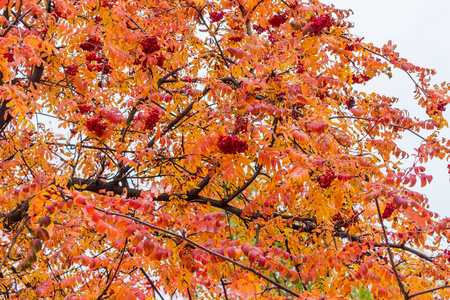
top-left (320, 0), bottom-right (450, 216)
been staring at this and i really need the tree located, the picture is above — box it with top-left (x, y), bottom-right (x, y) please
top-left (1, 0), bottom-right (450, 298)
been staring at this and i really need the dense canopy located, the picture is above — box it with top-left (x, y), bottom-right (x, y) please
top-left (1, 0), bottom-right (450, 299)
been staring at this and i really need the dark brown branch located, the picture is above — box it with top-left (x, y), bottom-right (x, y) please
top-left (409, 284), bottom-right (450, 299)
top-left (139, 268), bottom-right (165, 300)
top-left (223, 164), bottom-right (262, 204)
top-left (94, 207), bottom-right (304, 299)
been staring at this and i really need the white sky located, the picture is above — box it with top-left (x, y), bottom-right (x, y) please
top-left (321, 0), bottom-right (450, 217)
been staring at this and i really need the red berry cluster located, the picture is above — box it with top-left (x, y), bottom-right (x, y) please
top-left (140, 36), bottom-right (160, 54)
top-left (382, 203), bottom-right (395, 219)
top-left (156, 55), bottom-right (166, 67)
top-left (80, 37), bottom-right (103, 52)
top-left (345, 97), bottom-right (355, 109)
top-left (253, 25), bottom-right (266, 34)
top-left (309, 14), bottom-right (334, 33)
top-left (351, 74), bottom-right (371, 84)
top-left (102, 0), bottom-right (110, 7)
top-left (217, 134), bottom-right (248, 154)
top-left (296, 61), bottom-right (305, 74)
top-left (86, 116), bottom-right (107, 137)
top-left (66, 64), bottom-right (79, 76)
top-left (318, 170), bottom-right (335, 189)
top-left (268, 35), bottom-right (278, 44)
top-left (94, 16), bottom-right (102, 23)
top-left (332, 213), bottom-right (353, 229)
top-left (234, 115), bottom-right (248, 134)
top-left (210, 10), bottom-right (224, 23)
top-left (447, 164), bottom-right (450, 174)
top-left (77, 104), bottom-right (92, 114)
top-left (137, 108), bottom-right (161, 131)
top-left (3, 52), bottom-right (14, 62)
top-left (86, 53), bottom-right (112, 74)
top-left (229, 36), bottom-right (243, 42)
top-left (268, 14), bottom-right (288, 28)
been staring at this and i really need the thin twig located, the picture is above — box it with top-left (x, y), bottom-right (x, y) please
top-left (0, 216), bottom-right (29, 272)
top-left (374, 196), bottom-right (409, 299)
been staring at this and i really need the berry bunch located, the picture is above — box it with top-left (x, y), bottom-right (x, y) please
top-left (86, 53), bottom-right (102, 64)
top-left (318, 170), bottom-right (335, 189)
top-left (140, 36), bottom-right (160, 54)
top-left (77, 104), bottom-right (92, 114)
top-left (210, 10), bottom-right (224, 23)
top-left (268, 35), bottom-right (278, 44)
top-left (309, 14), bottom-right (334, 33)
top-left (345, 97), bottom-right (356, 109)
top-left (296, 61), bottom-right (305, 74)
top-left (382, 203), bottom-right (395, 219)
top-left (351, 74), bottom-right (371, 84)
top-left (217, 134), bottom-right (248, 154)
top-left (268, 14), bottom-right (288, 28)
top-left (234, 115), bottom-right (248, 134)
top-left (229, 36), bottom-right (243, 42)
top-left (86, 117), bottom-right (107, 137)
top-left (137, 108), bottom-right (161, 131)
top-left (156, 55), bottom-right (166, 67)
top-left (3, 52), bottom-right (14, 62)
top-left (80, 38), bottom-right (103, 52)
top-left (332, 213), bottom-right (353, 229)
top-left (66, 64), bottom-right (79, 76)
top-left (253, 25), bottom-right (266, 34)
top-left (86, 54), bottom-right (112, 74)
top-left (447, 164), bottom-right (450, 174)
top-left (102, 0), bottom-right (110, 7)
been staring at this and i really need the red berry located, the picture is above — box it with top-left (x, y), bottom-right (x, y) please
top-left (80, 37), bottom-right (103, 52)
top-left (318, 170), bottom-right (335, 189)
top-left (345, 97), bottom-right (355, 109)
top-left (309, 14), bottom-right (334, 33)
top-left (268, 14), bottom-right (288, 28)
top-left (234, 115), bottom-right (248, 134)
top-left (210, 10), bottom-right (224, 23)
top-left (382, 203), bottom-right (395, 219)
top-left (140, 36), bottom-right (160, 54)
top-left (296, 61), bottom-right (305, 74)
top-left (217, 134), bottom-right (248, 154)
top-left (66, 64), bottom-right (79, 76)
top-left (86, 117), bottom-right (107, 137)
top-left (229, 36), bottom-right (244, 43)
top-left (3, 52), bottom-right (14, 62)
top-left (137, 107), bottom-right (161, 131)
top-left (253, 25), bottom-right (266, 34)
top-left (77, 104), bottom-right (92, 114)
top-left (156, 55), bottom-right (166, 67)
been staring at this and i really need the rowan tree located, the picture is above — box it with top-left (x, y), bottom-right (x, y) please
top-left (1, 0), bottom-right (450, 299)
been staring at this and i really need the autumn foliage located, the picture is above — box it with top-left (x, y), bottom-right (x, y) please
top-left (2, 0), bottom-right (450, 299)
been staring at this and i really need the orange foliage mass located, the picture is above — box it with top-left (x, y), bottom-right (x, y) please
top-left (1, 0), bottom-right (450, 299)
